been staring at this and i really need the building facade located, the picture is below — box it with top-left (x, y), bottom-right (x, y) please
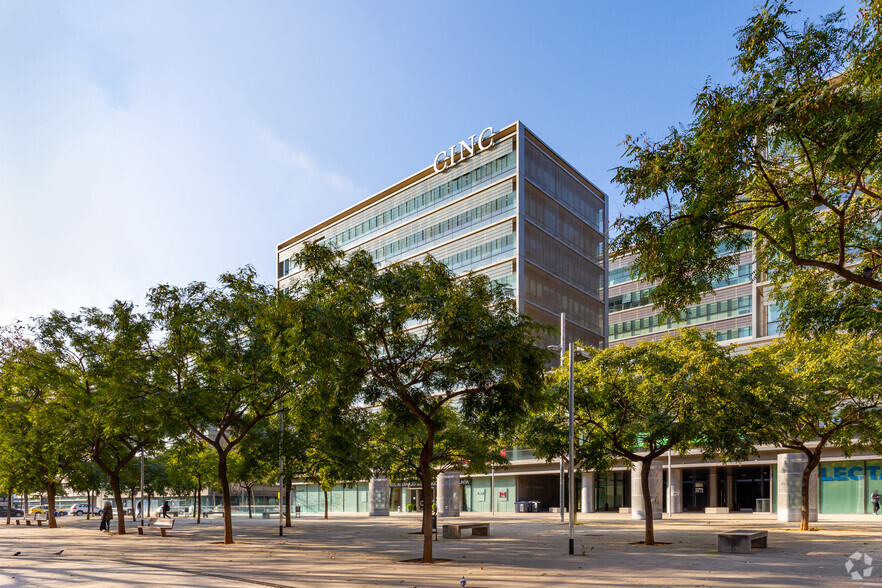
top-left (603, 249), bottom-right (881, 520)
top-left (276, 121), bottom-right (608, 514)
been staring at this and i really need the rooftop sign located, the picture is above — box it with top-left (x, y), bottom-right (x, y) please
top-left (433, 126), bottom-right (494, 173)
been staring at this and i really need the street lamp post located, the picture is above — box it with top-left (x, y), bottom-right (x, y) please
top-left (549, 338), bottom-right (586, 556)
top-left (139, 450), bottom-right (144, 527)
top-left (567, 342), bottom-right (575, 556)
top-left (279, 400), bottom-right (284, 537)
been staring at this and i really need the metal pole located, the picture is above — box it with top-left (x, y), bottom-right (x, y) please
top-left (568, 342), bottom-right (575, 556)
top-left (139, 451), bottom-right (144, 527)
top-left (491, 467), bottom-right (495, 516)
top-left (279, 401), bottom-right (284, 537)
top-left (667, 450), bottom-right (672, 518)
top-left (560, 312), bottom-right (566, 523)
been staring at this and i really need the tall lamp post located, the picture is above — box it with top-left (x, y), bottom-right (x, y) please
top-left (548, 339), bottom-right (588, 556)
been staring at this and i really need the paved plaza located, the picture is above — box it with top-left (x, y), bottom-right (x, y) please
top-left (0, 512), bottom-right (880, 587)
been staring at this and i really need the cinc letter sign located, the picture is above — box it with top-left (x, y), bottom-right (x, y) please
top-left (433, 126), bottom-right (494, 172)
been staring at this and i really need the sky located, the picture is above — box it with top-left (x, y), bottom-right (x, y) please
top-left (0, 0), bottom-right (861, 326)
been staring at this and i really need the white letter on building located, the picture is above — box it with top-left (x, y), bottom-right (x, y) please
top-left (434, 151), bottom-right (448, 172)
top-left (459, 135), bottom-right (476, 160)
top-left (478, 126), bottom-right (494, 150)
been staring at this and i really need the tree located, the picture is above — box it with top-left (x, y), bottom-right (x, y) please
top-left (371, 406), bottom-right (508, 519)
top-left (149, 268), bottom-right (300, 544)
top-left (293, 243), bottom-right (546, 562)
top-left (228, 430), bottom-right (276, 519)
top-left (0, 343), bottom-right (85, 529)
top-left (559, 329), bottom-right (752, 545)
top-left (612, 1), bottom-right (882, 333)
top-left (34, 302), bottom-right (167, 535)
top-left (744, 332), bottom-right (882, 531)
top-left (66, 461), bottom-right (106, 520)
top-left (163, 436), bottom-right (218, 523)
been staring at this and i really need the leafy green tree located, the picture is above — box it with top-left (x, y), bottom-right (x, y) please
top-left (293, 243), bottom-right (546, 562)
top-left (292, 408), bottom-right (371, 521)
top-left (612, 1), bottom-right (882, 333)
top-left (0, 343), bottom-right (85, 528)
top-left (149, 268), bottom-right (301, 544)
top-left (66, 461), bottom-right (106, 520)
top-left (228, 431), bottom-right (276, 519)
top-left (744, 333), bottom-right (882, 531)
top-left (34, 302), bottom-right (167, 534)
top-left (371, 407), bottom-right (508, 517)
top-left (163, 436), bottom-right (218, 523)
top-left (558, 329), bottom-right (752, 545)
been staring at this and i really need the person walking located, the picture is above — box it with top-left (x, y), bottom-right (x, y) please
top-left (872, 490), bottom-right (880, 515)
top-left (100, 501), bottom-right (113, 532)
top-left (136, 501), bottom-right (142, 518)
top-left (162, 501), bottom-right (170, 518)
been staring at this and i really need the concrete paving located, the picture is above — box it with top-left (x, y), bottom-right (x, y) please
top-left (0, 512), bottom-right (880, 587)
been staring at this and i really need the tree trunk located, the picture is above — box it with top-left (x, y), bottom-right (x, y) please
top-left (109, 474), bottom-right (127, 535)
top-left (6, 486), bottom-right (12, 525)
top-left (284, 479), bottom-right (292, 527)
top-left (323, 489), bottom-right (329, 520)
top-left (218, 451), bottom-right (234, 544)
top-left (641, 460), bottom-right (655, 545)
top-left (85, 490), bottom-right (91, 521)
top-left (130, 489), bottom-right (136, 522)
top-left (419, 428), bottom-right (436, 563)
top-left (800, 454), bottom-right (821, 532)
top-left (23, 494), bottom-right (28, 513)
top-left (47, 481), bottom-right (57, 529)
top-left (196, 474), bottom-right (202, 524)
top-left (147, 494), bottom-right (152, 517)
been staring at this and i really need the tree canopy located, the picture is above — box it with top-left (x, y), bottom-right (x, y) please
top-left (612, 0), bottom-right (882, 334)
top-left (554, 329), bottom-right (752, 545)
top-left (743, 332), bottom-right (882, 530)
top-left (293, 242), bottom-right (546, 562)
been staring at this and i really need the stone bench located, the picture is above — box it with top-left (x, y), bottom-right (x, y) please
top-left (137, 517), bottom-right (175, 537)
top-left (442, 523), bottom-right (489, 539)
top-left (17, 514), bottom-right (47, 527)
top-left (717, 529), bottom-right (768, 553)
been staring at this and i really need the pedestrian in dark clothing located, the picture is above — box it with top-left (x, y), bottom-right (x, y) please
top-left (162, 501), bottom-right (170, 518)
top-left (873, 490), bottom-right (880, 515)
top-left (100, 501), bottom-right (113, 532)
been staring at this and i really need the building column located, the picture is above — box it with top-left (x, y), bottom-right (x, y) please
top-left (706, 467), bottom-right (728, 513)
top-left (581, 472), bottom-right (594, 513)
top-left (726, 469), bottom-right (735, 510)
top-left (437, 471), bottom-right (461, 517)
top-left (777, 453), bottom-right (818, 522)
top-left (708, 468), bottom-right (719, 507)
top-left (631, 462), bottom-right (662, 520)
top-left (668, 469), bottom-right (683, 514)
top-left (368, 475), bottom-right (389, 517)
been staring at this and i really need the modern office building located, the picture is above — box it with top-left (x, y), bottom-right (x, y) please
top-left (276, 121), bottom-right (608, 514)
top-left (603, 249), bottom-right (881, 520)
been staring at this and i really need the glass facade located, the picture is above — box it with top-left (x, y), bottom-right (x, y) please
top-left (522, 134), bottom-right (605, 351)
top-left (278, 123), bottom-right (608, 358)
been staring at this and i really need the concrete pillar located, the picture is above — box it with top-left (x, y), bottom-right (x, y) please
top-left (631, 462), bottom-right (662, 520)
top-left (436, 472), bottom-right (461, 517)
top-left (708, 468), bottom-right (719, 507)
top-left (726, 470), bottom-right (735, 510)
top-left (706, 467), bottom-right (729, 513)
top-left (368, 475), bottom-right (389, 517)
top-left (581, 472), bottom-right (594, 513)
top-left (668, 469), bottom-right (683, 514)
top-left (777, 453), bottom-right (818, 522)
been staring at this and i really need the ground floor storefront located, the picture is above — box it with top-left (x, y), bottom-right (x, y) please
top-left (279, 450), bottom-right (882, 520)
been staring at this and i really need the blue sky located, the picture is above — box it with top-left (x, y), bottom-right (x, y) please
top-left (0, 0), bottom-right (860, 325)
